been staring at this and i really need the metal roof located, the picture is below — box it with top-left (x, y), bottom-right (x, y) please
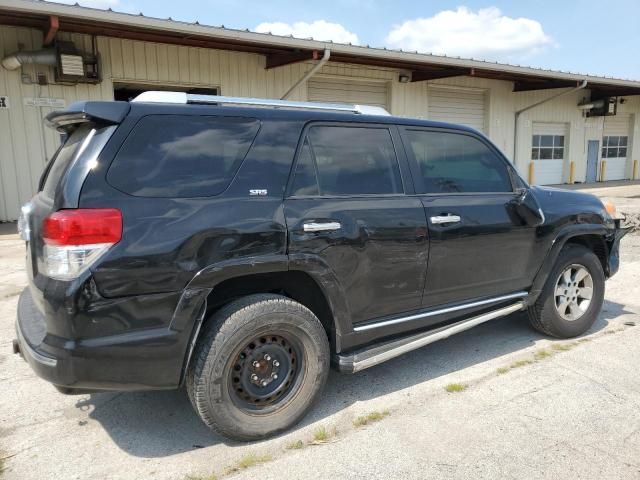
top-left (1, 0), bottom-right (640, 96)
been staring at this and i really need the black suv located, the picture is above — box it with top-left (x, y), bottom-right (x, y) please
top-left (14, 92), bottom-right (627, 440)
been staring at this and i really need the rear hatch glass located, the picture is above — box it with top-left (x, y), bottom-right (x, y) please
top-left (41, 123), bottom-right (94, 199)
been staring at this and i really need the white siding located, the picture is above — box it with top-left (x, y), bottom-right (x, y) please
top-left (513, 89), bottom-right (587, 183)
top-left (0, 27), bottom-right (113, 222)
top-left (308, 78), bottom-right (388, 109)
top-left (427, 86), bottom-right (486, 132)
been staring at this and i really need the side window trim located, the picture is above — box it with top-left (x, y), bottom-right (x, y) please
top-left (285, 121), bottom-right (409, 199)
top-left (398, 126), bottom-right (517, 195)
top-left (305, 136), bottom-right (323, 195)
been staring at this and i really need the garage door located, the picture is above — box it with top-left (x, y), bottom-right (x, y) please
top-left (531, 122), bottom-right (568, 185)
top-left (602, 115), bottom-right (631, 181)
top-left (307, 78), bottom-right (389, 110)
top-left (427, 87), bottom-right (486, 132)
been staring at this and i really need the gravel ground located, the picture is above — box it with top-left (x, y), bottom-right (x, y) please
top-left (1, 186), bottom-right (640, 480)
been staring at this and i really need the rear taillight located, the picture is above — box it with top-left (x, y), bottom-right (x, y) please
top-left (42, 209), bottom-right (122, 280)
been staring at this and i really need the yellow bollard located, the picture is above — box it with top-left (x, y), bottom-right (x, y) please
top-left (600, 160), bottom-right (607, 182)
top-left (528, 162), bottom-right (535, 184)
top-left (569, 161), bottom-right (575, 184)
top-left (633, 159), bottom-right (638, 180)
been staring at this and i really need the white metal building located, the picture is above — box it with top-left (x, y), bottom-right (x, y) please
top-left (0, 0), bottom-right (639, 221)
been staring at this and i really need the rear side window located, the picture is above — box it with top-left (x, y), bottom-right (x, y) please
top-left (403, 130), bottom-right (512, 193)
top-left (42, 124), bottom-right (94, 199)
top-left (108, 115), bottom-right (260, 197)
top-left (291, 125), bottom-right (403, 196)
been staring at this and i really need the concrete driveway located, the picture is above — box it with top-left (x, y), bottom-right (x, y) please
top-left (1, 185), bottom-right (640, 480)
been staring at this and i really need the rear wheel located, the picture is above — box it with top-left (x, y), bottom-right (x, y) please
top-left (528, 244), bottom-right (605, 338)
top-left (186, 294), bottom-right (329, 441)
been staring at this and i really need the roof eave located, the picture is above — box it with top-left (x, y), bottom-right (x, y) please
top-left (2, 0), bottom-right (640, 93)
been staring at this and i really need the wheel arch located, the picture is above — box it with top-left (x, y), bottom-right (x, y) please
top-left (527, 225), bottom-right (609, 305)
top-left (176, 256), bottom-right (350, 384)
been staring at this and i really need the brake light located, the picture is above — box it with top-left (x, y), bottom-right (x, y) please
top-left (43, 209), bottom-right (122, 246)
top-left (42, 209), bottom-right (122, 280)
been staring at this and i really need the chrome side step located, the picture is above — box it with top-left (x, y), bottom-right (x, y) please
top-left (336, 301), bottom-right (524, 373)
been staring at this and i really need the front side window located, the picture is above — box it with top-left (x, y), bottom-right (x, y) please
top-left (290, 125), bottom-right (403, 196)
top-left (108, 115), bottom-right (260, 197)
top-left (602, 136), bottom-right (628, 158)
top-left (532, 135), bottom-right (564, 160)
top-left (404, 130), bottom-right (512, 193)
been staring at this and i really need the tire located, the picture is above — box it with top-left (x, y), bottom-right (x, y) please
top-left (528, 244), bottom-right (605, 338)
top-left (186, 294), bottom-right (330, 441)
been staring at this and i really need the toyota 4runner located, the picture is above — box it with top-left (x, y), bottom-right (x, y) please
top-left (14, 92), bottom-right (627, 440)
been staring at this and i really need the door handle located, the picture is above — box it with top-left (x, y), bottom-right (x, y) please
top-left (303, 221), bottom-right (342, 232)
top-left (430, 214), bottom-right (461, 225)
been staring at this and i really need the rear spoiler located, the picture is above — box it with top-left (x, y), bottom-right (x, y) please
top-left (45, 101), bottom-right (130, 132)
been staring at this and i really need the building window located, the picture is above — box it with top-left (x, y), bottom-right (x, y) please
top-left (532, 135), bottom-right (564, 160)
top-left (602, 136), bottom-right (628, 158)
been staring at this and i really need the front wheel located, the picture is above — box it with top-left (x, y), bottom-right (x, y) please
top-left (186, 294), bottom-right (330, 441)
top-left (528, 244), bottom-right (605, 338)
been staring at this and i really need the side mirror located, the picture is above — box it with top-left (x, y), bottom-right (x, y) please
top-left (509, 188), bottom-right (545, 227)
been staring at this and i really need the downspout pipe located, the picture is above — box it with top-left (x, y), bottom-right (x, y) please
top-left (514, 79), bottom-right (588, 181)
top-left (1, 48), bottom-right (57, 71)
top-left (280, 49), bottom-right (330, 100)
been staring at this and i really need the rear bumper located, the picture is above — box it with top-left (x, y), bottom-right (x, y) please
top-left (14, 287), bottom-right (192, 392)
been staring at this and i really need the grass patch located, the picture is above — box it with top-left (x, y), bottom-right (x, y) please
top-left (224, 453), bottom-right (272, 475)
top-left (237, 453), bottom-right (272, 470)
top-left (510, 359), bottom-right (534, 369)
top-left (604, 330), bottom-right (616, 335)
top-left (185, 474), bottom-right (217, 480)
top-left (445, 383), bottom-right (468, 393)
top-left (534, 349), bottom-right (553, 360)
top-left (497, 359), bottom-right (534, 376)
top-left (285, 440), bottom-right (305, 450)
top-left (311, 425), bottom-right (337, 444)
top-left (353, 410), bottom-right (390, 427)
top-left (551, 343), bottom-right (576, 351)
top-left (577, 338), bottom-right (592, 343)
top-left (312, 426), bottom-right (332, 442)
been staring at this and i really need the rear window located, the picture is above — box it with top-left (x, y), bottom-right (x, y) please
top-left (107, 115), bottom-right (260, 197)
top-left (42, 124), bottom-right (94, 199)
top-left (290, 125), bottom-right (403, 196)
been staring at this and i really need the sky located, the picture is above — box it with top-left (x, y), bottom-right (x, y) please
top-left (51, 0), bottom-right (640, 80)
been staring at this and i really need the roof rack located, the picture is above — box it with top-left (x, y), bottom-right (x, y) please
top-left (131, 91), bottom-right (390, 116)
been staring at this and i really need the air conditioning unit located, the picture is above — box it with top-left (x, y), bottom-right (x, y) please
top-left (1, 40), bottom-right (101, 84)
top-left (54, 41), bottom-right (100, 84)
top-left (578, 97), bottom-right (617, 117)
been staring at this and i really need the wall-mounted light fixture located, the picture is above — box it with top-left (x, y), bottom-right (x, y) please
top-left (398, 74), bottom-right (410, 83)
